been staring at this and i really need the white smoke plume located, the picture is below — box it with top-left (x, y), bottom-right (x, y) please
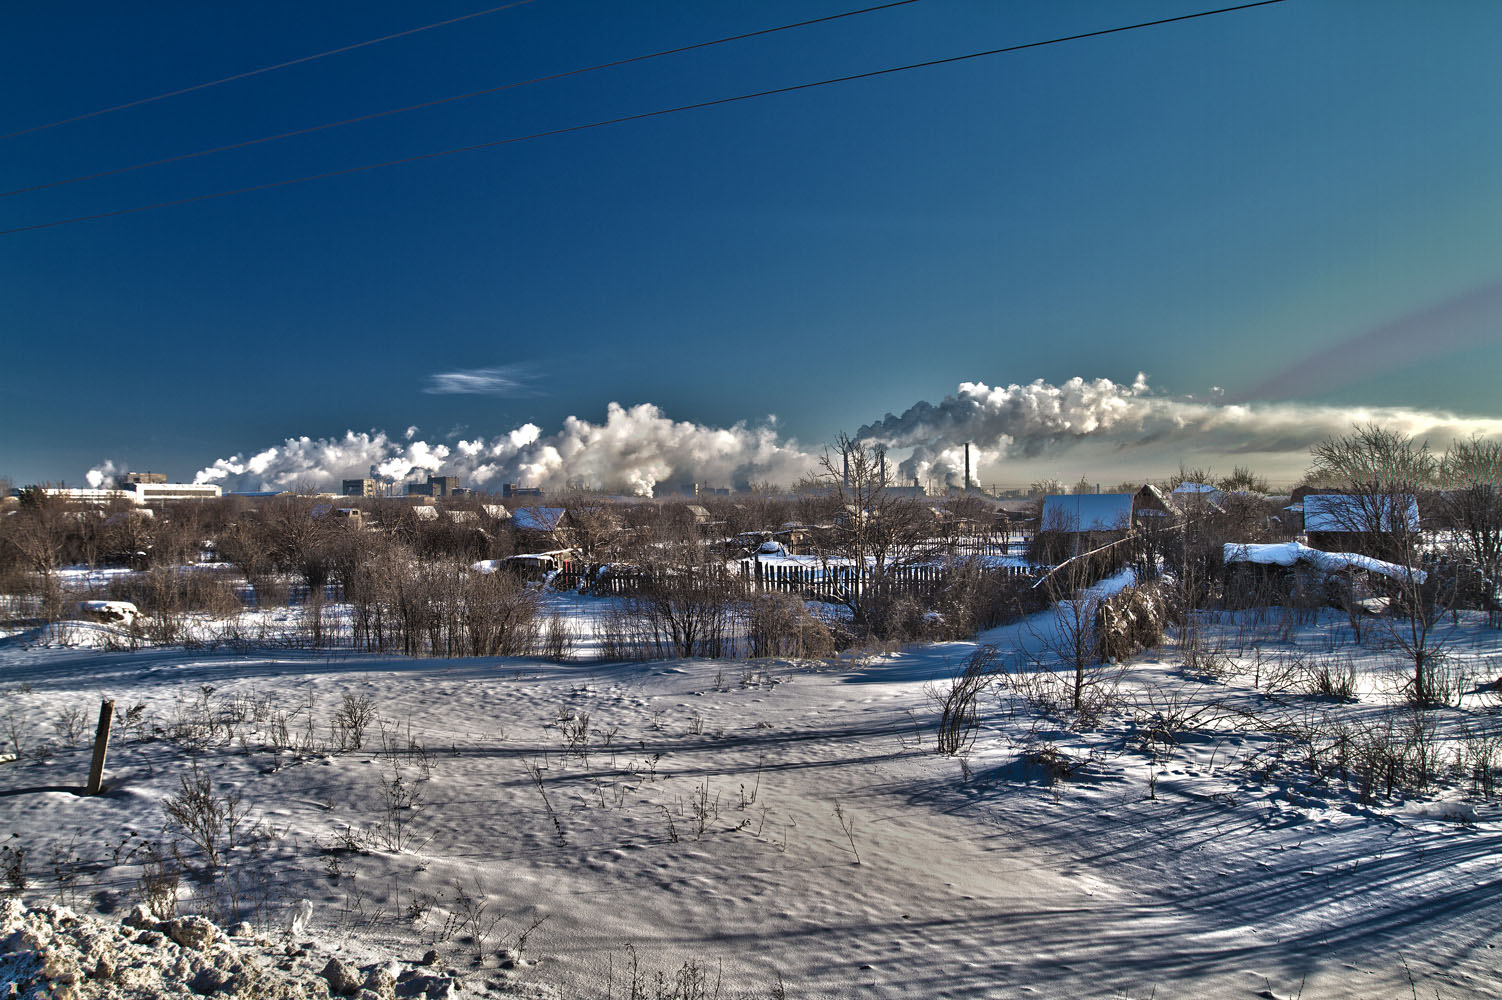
top-left (102, 378), bottom-right (1502, 499)
top-left (85, 460), bottom-right (123, 489)
top-left (856, 374), bottom-right (1502, 485)
top-left (189, 403), bottom-right (813, 497)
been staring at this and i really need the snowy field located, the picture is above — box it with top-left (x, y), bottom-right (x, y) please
top-left (2, 602), bottom-right (1501, 998)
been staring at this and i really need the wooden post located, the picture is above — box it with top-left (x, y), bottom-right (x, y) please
top-left (86, 699), bottom-right (114, 795)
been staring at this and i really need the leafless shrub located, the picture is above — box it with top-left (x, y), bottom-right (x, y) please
top-left (1007, 662), bottom-right (1069, 718)
top-left (1457, 722), bottom-right (1502, 797)
top-left (1018, 740), bottom-right (1089, 786)
top-left (163, 685), bottom-right (226, 750)
top-left (690, 780), bottom-right (718, 839)
top-left (627, 570), bottom-right (740, 659)
top-left (1132, 686), bottom-right (1224, 749)
top-left (833, 799), bottom-right (860, 864)
top-left (744, 592), bottom-right (834, 660)
top-left (331, 691), bottom-right (377, 751)
top-left (1241, 705), bottom-right (1455, 803)
top-left (599, 604), bottom-right (658, 662)
top-left (162, 758), bottom-right (249, 868)
top-left (556, 709), bottom-right (591, 760)
top-left (136, 841), bottom-right (182, 920)
top-left (447, 879), bottom-right (503, 962)
top-left (52, 706), bottom-right (87, 747)
top-left (1096, 582), bottom-right (1176, 663)
top-left (1, 836), bottom-right (26, 896)
top-left (523, 757), bottom-right (565, 845)
top-left (375, 766), bottom-right (425, 852)
top-left (1410, 656), bottom-right (1469, 708)
top-left (542, 612), bottom-right (574, 661)
top-left (608, 944), bottom-right (726, 1000)
top-left (1, 710), bottom-right (26, 757)
top-left (1298, 655), bottom-right (1358, 701)
top-left (1175, 611), bottom-right (1235, 681)
top-left (927, 644), bottom-right (1002, 756)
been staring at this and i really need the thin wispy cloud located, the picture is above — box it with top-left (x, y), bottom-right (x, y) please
top-left (422, 365), bottom-right (540, 396)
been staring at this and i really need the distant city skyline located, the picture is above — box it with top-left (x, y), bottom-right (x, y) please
top-left (5, 2), bottom-right (1502, 490)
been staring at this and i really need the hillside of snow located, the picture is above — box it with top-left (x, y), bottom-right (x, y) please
top-left (1, 605), bottom-right (1500, 997)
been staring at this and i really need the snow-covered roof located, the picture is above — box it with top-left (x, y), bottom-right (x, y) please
top-left (1172, 482), bottom-right (1221, 494)
top-left (1303, 493), bottom-right (1419, 533)
top-left (472, 553), bottom-right (561, 574)
top-left (1224, 541), bottom-right (1425, 583)
top-left (512, 506), bottom-right (567, 532)
top-left (410, 506), bottom-right (439, 521)
top-left (481, 504), bottom-right (509, 520)
top-left (1040, 494), bottom-right (1133, 532)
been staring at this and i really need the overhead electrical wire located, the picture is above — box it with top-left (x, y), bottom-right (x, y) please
top-left (0, 0), bottom-right (541, 140)
top-left (0, 0), bottom-right (922, 200)
top-left (0, 0), bottom-right (1287, 237)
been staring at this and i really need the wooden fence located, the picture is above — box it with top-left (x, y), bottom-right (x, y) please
top-left (238, 582), bottom-right (345, 608)
top-left (553, 557), bottom-right (1039, 602)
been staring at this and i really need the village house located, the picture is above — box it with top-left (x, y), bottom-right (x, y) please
top-left (511, 506), bottom-right (572, 551)
top-left (1301, 492), bottom-right (1420, 559)
top-left (1032, 486), bottom-right (1174, 563)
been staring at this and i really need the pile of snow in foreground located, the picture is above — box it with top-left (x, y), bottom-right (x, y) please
top-left (0, 897), bottom-right (552, 999)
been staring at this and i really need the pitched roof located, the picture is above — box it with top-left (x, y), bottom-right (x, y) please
top-left (1040, 494), bottom-right (1134, 532)
top-left (512, 506), bottom-right (567, 532)
top-left (1304, 493), bottom-right (1419, 533)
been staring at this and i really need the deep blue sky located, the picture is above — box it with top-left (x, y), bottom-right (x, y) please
top-left (5, 1), bottom-right (1502, 487)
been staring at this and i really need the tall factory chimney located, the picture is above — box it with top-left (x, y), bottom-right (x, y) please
top-left (964, 442), bottom-right (971, 493)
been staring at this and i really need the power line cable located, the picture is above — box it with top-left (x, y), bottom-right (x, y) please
top-left (0, 0), bottom-right (541, 141)
top-left (1, 1), bottom-right (1287, 237)
top-left (1, 0), bottom-right (922, 200)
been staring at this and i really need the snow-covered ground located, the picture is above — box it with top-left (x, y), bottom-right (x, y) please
top-left (2, 603), bottom-right (1500, 997)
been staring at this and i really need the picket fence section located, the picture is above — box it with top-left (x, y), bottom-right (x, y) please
top-left (553, 557), bottom-right (1040, 602)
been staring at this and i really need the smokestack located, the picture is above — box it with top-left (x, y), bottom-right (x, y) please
top-left (964, 442), bottom-right (970, 493)
top-left (843, 447), bottom-right (849, 489)
top-left (879, 447), bottom-right (887, 487)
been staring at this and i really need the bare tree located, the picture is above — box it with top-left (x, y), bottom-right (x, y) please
top-left (216, 518), bottom-right (277, 605)
top-left (2, 487), bottom-right (69, 620)
top-left (1439, 436), bottom-right (1502, 625)
top-left (1308, 424), bottom-right (1447, 702)
top-left (799, 433), bottom-right (929, 632)
top-left (1032, 559), bottom-right (1106, 715)
top-left (621, 517), bottom-right (739, 658)
top-left (1218, 465), bottom-right (1270, 493)
top-left (561, 500), bottom-right (621, 565)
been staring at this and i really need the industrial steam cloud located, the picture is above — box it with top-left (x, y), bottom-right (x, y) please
top-left (85, 375), bottom-right (1502, 496)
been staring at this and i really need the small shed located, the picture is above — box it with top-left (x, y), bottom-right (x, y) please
top-left (1303, 493), bottom-right (1419, 558)
top-left (512, 506), bottom-right (572, 550)
top-left (1034, 488), bottom-right (1172, 563)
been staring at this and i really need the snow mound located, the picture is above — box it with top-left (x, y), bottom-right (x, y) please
top-left (0, 898), bottom-right (550, 999)
top-left (1223, 541), bottom-right (1426, 583)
